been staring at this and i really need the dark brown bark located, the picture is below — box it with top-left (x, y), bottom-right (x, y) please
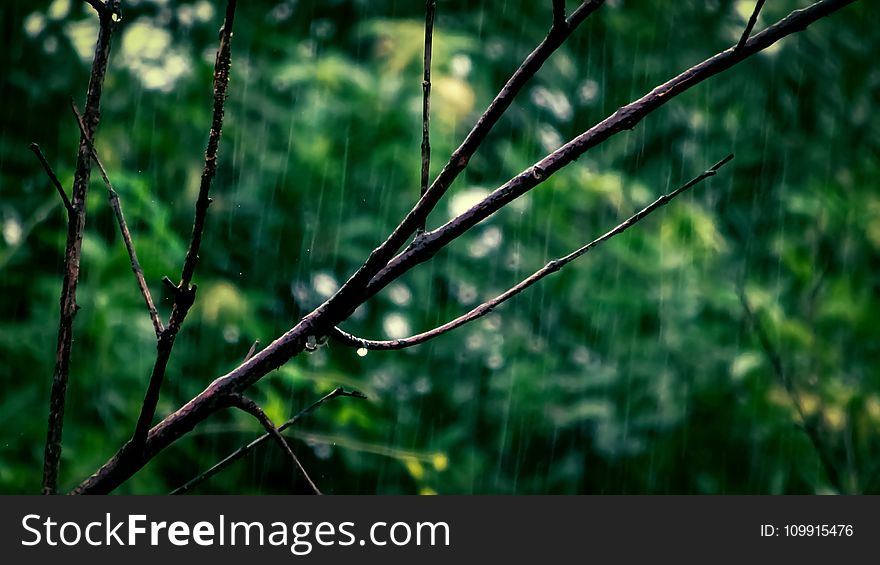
top-left (41, 0), bottom-right (120, 495)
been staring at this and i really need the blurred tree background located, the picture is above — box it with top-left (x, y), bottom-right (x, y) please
top-left (0, 0), bottom-right (878, 494)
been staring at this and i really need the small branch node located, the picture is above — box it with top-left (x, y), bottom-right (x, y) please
top-left (243, 340), bottom-right (260, 362)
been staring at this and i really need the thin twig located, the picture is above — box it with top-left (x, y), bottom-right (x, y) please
top-left (70, 101), bottom-right (164, 338)
top-left (29, 143), bottom-right (73, 215)
top-left (361, 0), bottom-right (856, 303)
top-left (222, 394), bottom-right (322, 494)
top-left (178, 2), bottom-right (237, 290)
top-left (738, 289), bottom-right (846, 493)
top-left (170, 387), bottom-right (366, 494)
top-left (71, 0), bottom-right (856, 495)
top-left (737, 0), bottom-right (767, 50)
top-left (243, 340), bottom-right (260, 363)
top-left (130, 0), bottom-right (238, 452)
top-left (333, 155), bottom-right (733, 351)
top-left (42, 0), bottom-right (120, 495)
top-left (417, 0), bottom-right (436, 234)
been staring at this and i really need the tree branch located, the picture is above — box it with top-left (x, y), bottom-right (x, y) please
top-left (130, 0), bottom-right (238, 452)
top-left (307, 0), bottom-right (604, 328)
top-left (737, 0), bottom-right (767, 51)
top-left (29, 143), bottom-right (73, 216)
top-left (41, 0), bottom-right (120, 495)
top-left (333, 155), bottom-right (733, 351)
top-left (70, 100), bottom-right (164, 338)
top-left (170, 387), bottom-right (366, 494)
top-left (70, 0), bottom-right (856, 495)
top-left (360, 0), bottom-right (858, 305)
top-left (738, 289), bottom-right (846, 494)
top-left (417, 0), bottom-right (436, 234)
top-left (221, 393), bottom-right (322, 495)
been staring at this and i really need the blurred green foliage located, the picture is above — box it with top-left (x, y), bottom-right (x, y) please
top-left (0, 0), bottom-right (878, 494)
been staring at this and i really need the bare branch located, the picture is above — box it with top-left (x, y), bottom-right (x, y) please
top-left (738, 288), bottom-right (846, 494)
top-left (70, 0), bottom-right (856, 495)
top-left (42, 0), bottom-right (120, 495)
top-left (361, 0), bottom-right (857, 304)
top-left (170, 387), bottom-right (366, 494)
top-left (131, 0), bottom-right (238, 452)
top-left (29, 143), bottom-right (73, 215)
top-left (178, 1), bottom-right (237, 290)
top-left (70, 101), bottom-right (164, 338)
top-left (737, 0), bottom-right (767, 51)
top-left (333, 155), bottom-right (733, 351)
top-left (221, 394), bottom-right (322, 495)
top-left (310, 0), bottom-right (604, 326)
top-left (417, 0), bottom-right (436, 234)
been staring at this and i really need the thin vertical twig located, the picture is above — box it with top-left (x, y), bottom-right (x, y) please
top-left (70, 101), bottom-right (164, 338)
top-left (222, 394), bottom-right (322, 495)
top-left (131, 0), bottom-right (238, 452)
top-left (417, 0), bottom-right (436, 234)
top-left (41, 0), bottom-right (120, 495)
top-left (737, 0), bottom-right (767, 50)
top-left (29, 143), bottom-right (73, 215)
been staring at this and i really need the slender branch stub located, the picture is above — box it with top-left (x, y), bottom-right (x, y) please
top-left (29, 143), bottom-right (74, 215)
top-left (552, 0), bottom-right (567, 31)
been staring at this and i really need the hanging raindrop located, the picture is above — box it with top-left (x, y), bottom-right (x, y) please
top-left (305, 335), bottom-right (318, 351)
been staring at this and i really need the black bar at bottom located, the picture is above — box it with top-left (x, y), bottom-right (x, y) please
top-left (0, 496), bottom-right (875, 563)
